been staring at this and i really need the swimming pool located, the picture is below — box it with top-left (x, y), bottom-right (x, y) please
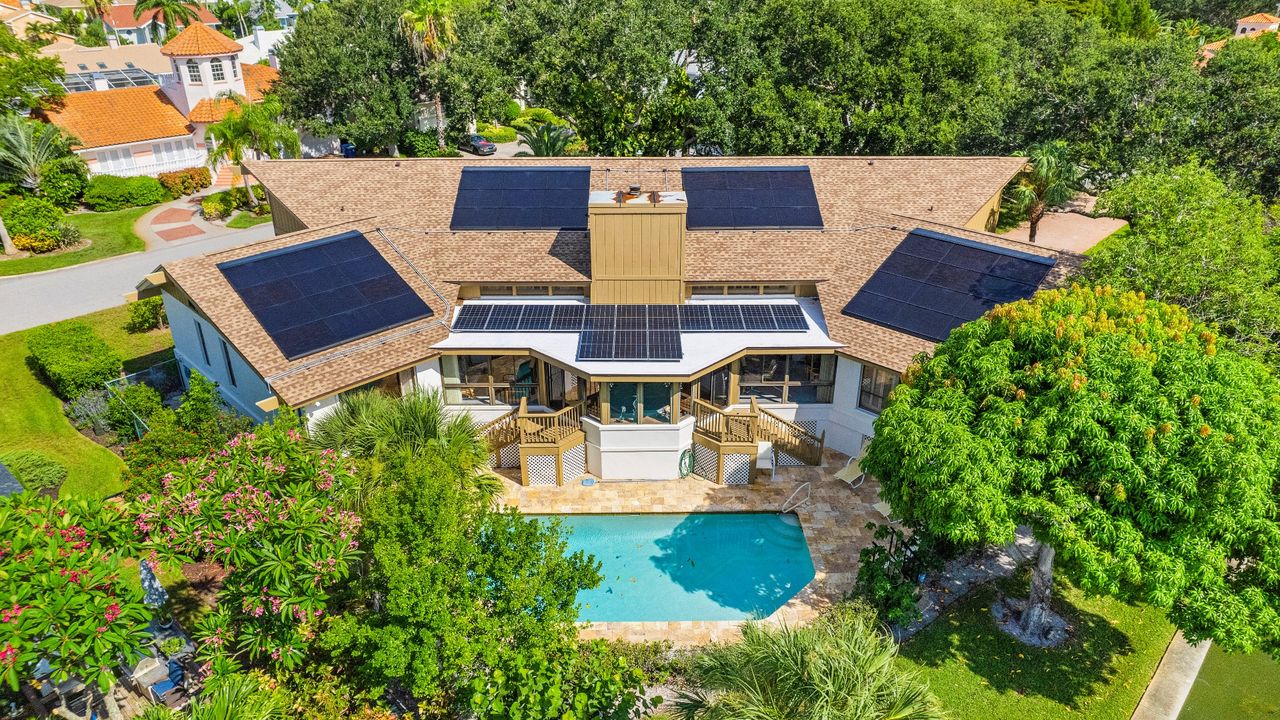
top-left (537, 512), bottom-right (816, 623)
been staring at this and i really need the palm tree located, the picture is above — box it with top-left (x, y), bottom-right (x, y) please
top-left (673, 606), bottom-right (945, 720)
top-left (400, 0), bottom-right (467, 151)
top-left (133, 0), bottom-right (202, 31)
top-left (1006, 140), bottom-right (1080, 245)
top-left (309, 388), bottom-right (502, 503)
top-left (206, 94), bottom-right (300, 208)
top-left (139, 674), bottom-right (288, 720)
top-left (514, 124), bottom-right (575, 157)
top-left (0, 116), bottom-right (80, 255)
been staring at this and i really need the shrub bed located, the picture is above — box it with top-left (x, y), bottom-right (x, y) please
top-left (26, 321), bottom-right (122, 399)
top-left (125, 296), bottom-right (167, 333)
top-left (201, 185), bottom-right (267, 220)
top-left (476, 123), bottom-right (517, 143)
top-left (402, 129), bottom-right (463, 157)
top-left (156, 167), bottom-right (212, 197)
top-left (0, 450), bottom-right (68, 492)
top-left (1, 197), bottom-right (81, 254)
top-left (39, 160), bottom-right (89, 210)
top-left (106, 382), bottom-right (164, 437)
top-left (83, 175), bottom-right (168, 211)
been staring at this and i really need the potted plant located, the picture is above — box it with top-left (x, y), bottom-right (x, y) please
top-left (158, 637), bottom-right (184, 658)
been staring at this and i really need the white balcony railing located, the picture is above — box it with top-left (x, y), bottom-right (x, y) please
top-left (88, 153), bottom-right (208, 179)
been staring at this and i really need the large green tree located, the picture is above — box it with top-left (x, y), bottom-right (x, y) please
top-left (319, 453), bottom-right (606, 713)
top-left (1006, 140), bottom-right (1081, 244)
top-left (1199, 34), bottom-right (1280, 200)
top-left (673, 604), bottom-right (944, 720)
top-left (863, 286), bottom-right (1280, 652)
top-left (1084, 161), bottom-right (1280, 367)
top-left (273, 0), bottom-right (419, 154)
top-left (0, 29), bottom-right (63, 114)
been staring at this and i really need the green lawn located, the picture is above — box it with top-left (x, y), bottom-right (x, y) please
top-left (0, 205), bottom-right (152, 277)
top-left (1083, 225), bottom-right (1130, 257)
top-left (1180, 645), bottom-right (1280, 719)
top-left (227, 211), bottom-right (272, 229)
top-left (897, 573), bottom-right (1175, 720)
top-left (0, 305), bottom-right (174, 498)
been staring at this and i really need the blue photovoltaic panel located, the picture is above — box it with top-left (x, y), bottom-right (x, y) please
top-left (616, 305), bottom-right (648, 330)
top-left (648, 305), bottom-right (679, 330)
top-left (577, 330), bottom-right (614, 360)
top-left (585, 304), bottom-right (617, 330)
top-left (709, 305), bottom-right (745, 331)
top-left (550, 304), bottom-right (585, 330)
top-left (648, 330), bottom-right (682, 360)
top-left (218, 231), bottom-right (432, 360)
top-left (739, 305), bottom-right (777, 331)
top-left (678, 305), bottom-right (712, 331)
top-left (682, 166), bottom-right (824, 230)
top-left (450, 167), bottom-right (591, 230)
top-left (613, 330), bottom-right (648, 359)
top-left (452, 304), bottom-right (491, 330)
top-left (517, 304), bottom-right (553, 330)
top-left (770, 304), bottom-right (808, 331)
top-left (486, 305), bottom-right (523, 330)
top-left (842, 228), bottom-right (1055, 342)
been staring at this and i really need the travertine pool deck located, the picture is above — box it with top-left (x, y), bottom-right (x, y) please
top-left (500, 450), bottom-right (883, 645)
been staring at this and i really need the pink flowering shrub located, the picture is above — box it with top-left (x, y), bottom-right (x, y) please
top-left (132, 419), bottom-right (361, 671)
top-left (0, 494), bottom-right (151, 692)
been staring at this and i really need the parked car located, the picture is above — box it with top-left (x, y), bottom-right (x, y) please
top-left (460, 134), bottom-right (497, 155)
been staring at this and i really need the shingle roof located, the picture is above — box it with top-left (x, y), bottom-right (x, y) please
top-left (37, 86), bottom-right (192, 149)
top-left (163, 156), bottom-right (1056, 406)
top-left (105, 4), bottom-right (219, 30)
top-left (160, 21), bottom-right (240, 56)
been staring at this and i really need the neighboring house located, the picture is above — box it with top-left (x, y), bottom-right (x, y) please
top-left (0, 1), bottom-right (75, 42)
top-left (101, 3), bottom-right (220, 45)
top-left (267, 0), bottom-right (297, 28)
top-left (1200, 6), bottom-right (1280, 61)
top-left (38, 22), bottom-right (280, 178)
top-left (133, 156), bottom-right (1071, 486)
top-left (39, 40), bottom-right (175, 92)
top-left (235, 25), bottom-right (289, 66)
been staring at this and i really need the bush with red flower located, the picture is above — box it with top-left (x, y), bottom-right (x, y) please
top-left (132, 416), bottom-right (362, 671)
top-left (0, 493), bottom-right (151, 693)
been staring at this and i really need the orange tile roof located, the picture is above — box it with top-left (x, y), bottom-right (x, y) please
top-left (38, 86), bottom-right (192, 149)
top-left (154, 156), bottom-right (1048, 406)
top-left (0, 0), bottom-right (20, 9)
top-left (241, 62), bottom-right (278, 101)
top-left (186, 97), bottom-right (238, 123)
top-left (104, 3), bottom-right (218, 30)
top-left (161, 21), bottom-right (241, 56)
top-left (185, 65), bottom-right (278, 122)
top-left (1238, 12), bottom-right (1280, 22)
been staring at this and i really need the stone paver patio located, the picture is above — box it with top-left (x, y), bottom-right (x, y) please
top-left (500, 450), bottom-right (883, 645)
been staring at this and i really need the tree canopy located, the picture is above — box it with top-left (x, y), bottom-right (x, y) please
top-left (863, 286), bottom-right (1280, 654)
top-left (0, 29), bottom-right (64, 114)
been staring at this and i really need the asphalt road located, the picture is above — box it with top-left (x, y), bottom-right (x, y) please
top-left (0, 223), bottom-right (275, 335)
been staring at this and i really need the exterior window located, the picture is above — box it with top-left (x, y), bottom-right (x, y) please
top-left (220, 340), bottom-right (237, 387)
top-left (739, 354), bottom-right (834, 404)
top-left (761, 284), bottom-right (794, 295)
top-left (186, 59), bottom-right (202, 84)
top-left (230, 57), bottom-right (239, 78)
top-left (479, 285), bottom-right (514, 296)
top-left (515, 285), bottom-right (550, 296)
top-left (194, 321), bottom-right (210, 366)
top-left (858, 364), bottom-right (900, 414)
top-left (550, 285), bottom-right (586, 296)
top-left (691, 285), bottom-right (725, 295)
top-left (441, 355), bottom-right (537, 405)
top-left (605, 382), bottom-right (673, 424)
top-left (341, 373), bottom-right (402, 400)
top-left (98, 147), bottom-right (135, 173)
top-left (210, 59), bottom-right (225, 81)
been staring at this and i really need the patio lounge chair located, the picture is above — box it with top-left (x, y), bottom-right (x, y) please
top-left (835, 439), bottom-right (870, 490)
top-left (756, 441), bottom-right (776, 481)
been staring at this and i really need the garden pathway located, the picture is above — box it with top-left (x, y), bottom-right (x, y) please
top-left (136, 195), bottom-right (229, 250)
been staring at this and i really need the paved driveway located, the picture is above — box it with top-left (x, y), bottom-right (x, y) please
top-left (0, 223), bottom-right (274, 335)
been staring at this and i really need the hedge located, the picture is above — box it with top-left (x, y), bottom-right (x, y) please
top-left (0, 450), bottom-right (67, 492)
top-left (1, 197), bottom-right (81, 254)
top-left (402, 129), bottom-right (462, 158)
top-left (26, 321), bottom-right (123, 400)
top-left (156, 167), bottom-right (212, 197)
top-left (200, 185), bottom-right (266, 220)
top-left (83, 175), bottom-right (168, 211)
top-left (106, 382), bottom-right (163, 437)
top-left (476, 123), bottom-right (517, 143)
top-left (39, 160), bottom-right (89, 210)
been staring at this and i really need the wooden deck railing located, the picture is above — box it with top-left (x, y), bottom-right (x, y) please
top-left (751, 398), bottom-right (825, 465)
top-left (690, 398), bottom-right (757, 444)
top-left (517, 397), bottom-right (585, 446)
top-left (479, 406), bottom-right (521, 453)
top-left (690, 397), bottom-right (825, 465)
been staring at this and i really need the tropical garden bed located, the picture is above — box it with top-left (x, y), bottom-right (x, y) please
top-left (0, 205), bottom-right (152, 277)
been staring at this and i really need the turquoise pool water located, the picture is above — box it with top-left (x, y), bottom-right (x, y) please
top-left (538, 512), bottom-right (815, 623)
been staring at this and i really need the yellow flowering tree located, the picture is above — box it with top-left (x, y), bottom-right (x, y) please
top-left (864, 286), bottom-right (1280, 651)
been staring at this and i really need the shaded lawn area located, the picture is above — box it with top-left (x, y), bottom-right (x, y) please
top-left (227, 211), bottom-right (272, 229)
top-left (118, 558), bottom-right (222, 633)
top-left (0, 304), bottom-right (174, 498)
top-left (0, 205), bottom-right (152, 277)
top-left (1179, 644), bottom-right (1280, 719)
top-left (897, 572), bottom-right (1175, 720)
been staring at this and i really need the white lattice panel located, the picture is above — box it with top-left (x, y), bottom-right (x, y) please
top-left (561, 444), bottom-right (585, 484)
top-left (498, 442), bottom-right (519, 468)
top-left (724, 453), bottom-right (752, 486)
top-left (527, 455), bottom-right (557, 487)
top-left (693, 442), bottom-right (718, 481)
top-left (777, 450), bottom-right (806, 467)
top-left (795, 419), bottom-right (819, 434)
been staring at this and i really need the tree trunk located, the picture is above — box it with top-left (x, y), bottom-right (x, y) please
top-left (1019, 543), bottom-right (1055, 638)
top-left (0, 215), bottom-right (15, 255)
top-left (1027, 200), bottom-right (1045, 244)
top-left (433, 92), bottom-right (446, 150)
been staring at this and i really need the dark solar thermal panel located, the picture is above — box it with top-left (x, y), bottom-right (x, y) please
top-left (218, 231), bottom-right (432, 360)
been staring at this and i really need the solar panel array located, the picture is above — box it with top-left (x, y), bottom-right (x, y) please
top-left (681, 166), bottom-right (824, 230)
top-left (218, 231), bottom-right (433, 360)
top-left (450, 167), bottom-right (591, 230)
top-left (842, 228), bottom-right (1055, 342)
top-left (451, 303), bottom-right (810, 361)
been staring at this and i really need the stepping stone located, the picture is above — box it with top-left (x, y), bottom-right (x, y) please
top-left (156, 224), bottom-right (204, 241)
top-left (153, 207), bottom-right (197, 224)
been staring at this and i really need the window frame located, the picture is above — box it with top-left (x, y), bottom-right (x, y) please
top-left (737, 354), bottom-right (834, 404)
top-left (441, 354), bottom-right (539, 406)
top-left (185, 59), bottom-right (202, 84)
top-left (604, 381), bottom-right (675, 425)
top-left (210, 58), bottom-right (225, 82)
top-left (219, 339), bottom-right (237, 387)
top-left (858, 363), bottom-right (900, 415)
top-left (194, 320), bottom-right (210, 366)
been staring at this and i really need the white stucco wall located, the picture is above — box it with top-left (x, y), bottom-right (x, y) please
top-left (161, 290), bottom-right (271, 424)
top-left (824, 356), bottom-right (880, 457)
top-left (583, 416), bottom-right (695, 481)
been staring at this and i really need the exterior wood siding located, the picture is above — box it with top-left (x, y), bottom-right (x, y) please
top-left (588, 204), bottom-right (685, 304)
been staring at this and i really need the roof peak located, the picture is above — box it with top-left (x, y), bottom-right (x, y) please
top-left (161, 22), bottom-right (242, 57)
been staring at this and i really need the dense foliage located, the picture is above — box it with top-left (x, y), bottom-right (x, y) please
top-left (134, 418), bottom-right (362, 671)
top-left (83, 174), bottom-right (168, 211)
top-left (1084, 161), bottom-right (1280, 367)
top-left (26, 320), bottom-right (122, 399)
top-left (0, 30), bottom-right (63, 113)
top-left (0, 196), bottom-right (80, 253)
top-left (0, 493), bottom-right (151, 693)
top-left (863, 286), bottom-right (1280, 654)
top-left (156, 166), bottom-right (213, 198)
top-left (106, 382), bottom-right (164, 437)
top-left (126, 296), bottom-right (169, 333)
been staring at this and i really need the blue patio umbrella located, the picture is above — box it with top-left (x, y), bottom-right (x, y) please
top-left (139, 561), bottom-right (169, 608)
